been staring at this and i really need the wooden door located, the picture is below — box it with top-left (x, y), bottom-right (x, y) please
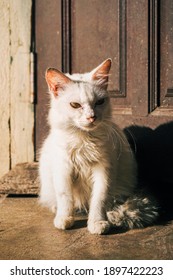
top-left (35, 0), bottom-right (173, 146)
top-left (35, 0), bottom-right (173, 212)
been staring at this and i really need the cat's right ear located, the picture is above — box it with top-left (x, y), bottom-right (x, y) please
top-left (45, 68), bottom-right (72, 97)
top-left (90, 58), bottom-right (112, 89)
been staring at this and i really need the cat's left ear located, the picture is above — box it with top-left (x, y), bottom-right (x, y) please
top-left (45, 68), bottom-right (72, 97)
top-left (91, 58), bottom-right (112, 89)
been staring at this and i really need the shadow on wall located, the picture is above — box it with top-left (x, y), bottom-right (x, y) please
top-left (124, 121), bottom-right (173, 222)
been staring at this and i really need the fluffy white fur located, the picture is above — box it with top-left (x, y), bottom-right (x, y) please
top-left (39, 59), bottom-right (156, 235)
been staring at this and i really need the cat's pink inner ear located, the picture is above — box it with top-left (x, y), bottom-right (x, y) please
top-left (45, 68), bottom-right (72, 96)
top-left (92, 58), bottom-right (112, 89)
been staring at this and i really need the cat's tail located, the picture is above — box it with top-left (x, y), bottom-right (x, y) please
top-left (107, 194), bottom-right (159, 229)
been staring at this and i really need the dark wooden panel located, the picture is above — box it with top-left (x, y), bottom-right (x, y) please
top-left (35, 0), bottom-right (61, 153)
top-left (126, 0), bottom-right (149, 117)
top-left (71, 0), bottom-right (128, 102)
top-left (149, 0), bottom-right (159, 113)
top-left (111, 0), bottom-right (173, 127)
top-left (160, 0), bottom-right (173, 106)
top-left (62, 0), bottom-right (71, 73)
top-left (34, 0), bottom-right (173, 157)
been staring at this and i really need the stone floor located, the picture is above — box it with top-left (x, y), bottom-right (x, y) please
top-left (0, 197), bottom-right (173, 260)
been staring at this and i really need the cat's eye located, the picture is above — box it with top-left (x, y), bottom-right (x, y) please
top-left (95, 98), bottom-right (105, 106)
top-left (70, 102), bottom-right (82, 109)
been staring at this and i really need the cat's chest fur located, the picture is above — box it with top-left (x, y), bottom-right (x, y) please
top-left (70, 136), bottom-right (101, 164)
top-left (67, 130), bottom-right (109, 181)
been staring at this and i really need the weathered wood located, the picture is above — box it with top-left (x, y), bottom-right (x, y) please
top-left (10, 0), bottom-right (34, 168)
top-left (0, 0), bottom-right (34, 178)
top-left (0, 162), bottom-right (39, 195)
top-left (0, 0), bottom-right (10, 177)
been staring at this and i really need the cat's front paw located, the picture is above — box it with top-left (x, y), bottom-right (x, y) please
top-left (88, 220), bottom-right (110, 235)
top-left (54, 215), bottom-right (74, 230)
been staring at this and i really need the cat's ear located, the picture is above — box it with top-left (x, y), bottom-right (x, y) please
top-left (91, 58), bottom-right (112, 89)
top-left (45, 68), bottom-right (72, 96)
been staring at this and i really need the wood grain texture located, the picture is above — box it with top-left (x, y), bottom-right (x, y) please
top-left (0, 162), bottom-right (39, 195)
top-left (0, 1), bottom-right (10, 177)
top-left (10, 0), bottom-right (34, 168)
top-left (0, 0), bottom-right (34, 178)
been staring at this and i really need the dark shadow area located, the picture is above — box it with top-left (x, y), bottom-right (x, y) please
top-left (108, 227), bottom-right (129, 235)
top-left (124, 121), bottom-right (173, 222)
top-left (7, 194), bottom-right (38, 198)
top-left (72, 219), bottom-right (87, 230)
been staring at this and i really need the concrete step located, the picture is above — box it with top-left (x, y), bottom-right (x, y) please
top-left (1, 197), bottom-right (173, 260)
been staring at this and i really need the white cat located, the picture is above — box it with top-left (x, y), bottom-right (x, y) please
top-left (39, 59), bottom-right (158, 234)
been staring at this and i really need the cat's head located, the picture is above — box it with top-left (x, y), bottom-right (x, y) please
top-left (45, 59), bottom-right (112, 131)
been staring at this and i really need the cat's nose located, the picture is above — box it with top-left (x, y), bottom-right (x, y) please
top-left (87, 116), bottom-right (97, 123)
